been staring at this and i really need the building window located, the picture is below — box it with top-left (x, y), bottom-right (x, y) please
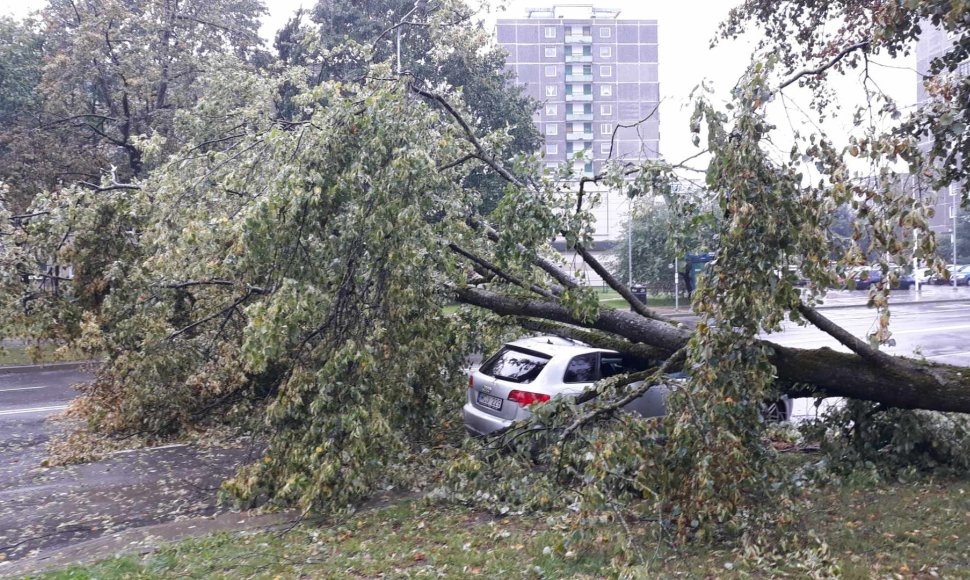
top-left (545, 104), bottom-right (557, 116)
top-left (544, 47), bottom-right (557, 58)
top-left (600, 85), bottom-right (613, 96)
top-left (600, 65), bottom-right (612, 77)
top-left (583, 122), bottom-right (592, 133)
top-left (566, 142), bottom-right (574, 154)
top-left (546, 124), bottom-right (558, 136)
top-left (601, 104), bottom-right (613, 115)
top-left (600, 27), bottom-right (612, 38)
top-left (583, 84), bottom-right (592, 95)
top-left (584, 161), bottom-right (593, 174)
top-left (583, 64), bottom-right (592, 75)
top-left (583, 103), bottom-right (592, 114)
top-left (600, 46), bottom-right (612, 58)
top-left (545, 26), bottom-right (556, 38)
top-left (600, 143), bottom-right (612, 155)
top-left (546, 144), bottom-right (558, 155)
top-left (582, 26), bottom-right (591, 36)
top-left (545, 85), bottom-right (557, 97)
top-left (601, 123), bottom-right (613, 135)
top-left (545, 65), bottom-right (557, 77)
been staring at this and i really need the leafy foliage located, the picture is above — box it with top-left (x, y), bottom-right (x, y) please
top-left (7, 0), bottom-right (970, 555)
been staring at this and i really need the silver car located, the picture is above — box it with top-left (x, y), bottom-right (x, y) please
top-left (463, 335), bottom-right (791, 437)
top-left (463, 336), bottom-right (671, 437)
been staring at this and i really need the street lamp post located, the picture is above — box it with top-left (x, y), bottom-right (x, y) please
top-left (954, 187), bottom-right (959, 289)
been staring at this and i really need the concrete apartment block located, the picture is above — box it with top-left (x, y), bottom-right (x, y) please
top-left (916, 25), bottom-right (963, 236)
top-left (497, 5), bottom-right (660, 281)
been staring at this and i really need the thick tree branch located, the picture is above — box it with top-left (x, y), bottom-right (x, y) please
top-left (795, 302), bottom-right (898, 367)
top-left (778, 41), bottom-right (870, 91)
top-left (515, 318), bottom-right (668, 362)
top-left (572, 243), bottom-right (679, 325)
top-left (466, 215), bottom-right (580, 293)
top-left (448, 243), bottom-right (555, 298)
top-left (410, 84), bottom-right (527, 189)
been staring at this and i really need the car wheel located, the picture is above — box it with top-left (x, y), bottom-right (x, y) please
top-left (762, 399), bottom-right (788, 424)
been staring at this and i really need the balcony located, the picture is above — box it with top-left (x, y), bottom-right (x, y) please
top-left (565, 73), bottom-right (593, 83)
top-left (565, 112), bottom-right (593, 121)
top-left (565, 54), bottom-right (593, 63)
top-left (565, 93), bottom-right (593, 102)
top-left (566, 132), bottom-right (594, 141)
top-left (564, 34), bottom-right (593, 43)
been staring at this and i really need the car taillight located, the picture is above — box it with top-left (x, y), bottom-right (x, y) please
top-left (508, 390), bottom-right (551, 407)
top-left (468, 375), bottom-right (474, 390)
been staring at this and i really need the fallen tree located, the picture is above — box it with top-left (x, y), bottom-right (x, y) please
top-left (3, 0), bottom-right (970, 538)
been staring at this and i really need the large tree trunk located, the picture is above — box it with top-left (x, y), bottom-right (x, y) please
top-left (456, 287), bottom-right (970, 414)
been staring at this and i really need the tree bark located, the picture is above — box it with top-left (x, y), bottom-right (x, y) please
top-left (455, 287), bottom-right (970, 414)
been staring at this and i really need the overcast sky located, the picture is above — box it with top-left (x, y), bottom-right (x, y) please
top-left (1, 0), bottom-right (918, 171)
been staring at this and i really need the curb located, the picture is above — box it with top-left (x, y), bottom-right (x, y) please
top-left (813, 296), bottom-right (970, 311)
top-left (0, 510), bottom-right (300, 578)
top-left (650, 296), bottom-right (970, 318)
top-left (0, 360), bottom-right (101, 376)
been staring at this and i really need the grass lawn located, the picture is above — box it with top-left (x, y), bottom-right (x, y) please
top-left (0, 344), bottom-right (89, 366)
top-left (37, 466), bottom-right (970, 578)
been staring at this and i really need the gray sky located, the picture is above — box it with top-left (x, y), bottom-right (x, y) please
top-left (1, 0), bottom-right (917, 170)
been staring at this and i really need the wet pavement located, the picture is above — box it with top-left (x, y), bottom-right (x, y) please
top-left (0, 369), bottom-right (255, 565)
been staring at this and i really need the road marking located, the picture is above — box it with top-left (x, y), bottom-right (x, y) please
top-left (110, 443), bottom-right (187, 456)
top-left (0, 404), bottom-right (68, 416)
top-left (925, 350), bottom-right (970, 359)
top-left (0, 386), bottom-right (47, 393)
top-left (892, 323), bottom-right (970, 335)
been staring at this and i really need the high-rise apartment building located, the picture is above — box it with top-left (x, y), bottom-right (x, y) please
top-left (497, 6), bottom-right (659, 177)
top-left (496, 6), bottom-right (659, 273)
top-left (916, 26), bottom-right (962, 237)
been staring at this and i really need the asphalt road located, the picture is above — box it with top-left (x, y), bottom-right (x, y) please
top-left (768, 286), bottom-right (970, 419)
top-left (0, 367), bottom-right (254, 565)
top-left (2, 289), bottom-right (970, 566)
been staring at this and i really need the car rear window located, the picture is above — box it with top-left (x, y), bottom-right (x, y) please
top-left (479, 346), bottom-right (551, 384)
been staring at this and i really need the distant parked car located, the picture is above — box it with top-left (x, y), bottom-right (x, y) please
top-left (463, 336), bottom-right (791, 437)
top-left (950, 265), bottom-right (970, 286)
top-left (898, 268), bottom-right (934, 289)
top-left (853, 268), bottom-right (883, 290)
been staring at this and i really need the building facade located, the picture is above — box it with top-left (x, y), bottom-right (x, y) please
top-left (916, 25), bottom-right (962, 236)
top-left (496, 5), bottom-right (660, 280)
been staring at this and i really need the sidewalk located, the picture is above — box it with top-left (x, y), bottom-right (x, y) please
top-left (651, 285), bottom-right (970, 318)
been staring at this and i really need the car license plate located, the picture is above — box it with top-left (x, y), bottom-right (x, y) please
top-left (477, 392), bottom-right (503, 411)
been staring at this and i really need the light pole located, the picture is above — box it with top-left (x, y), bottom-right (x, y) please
top-left (627, 197), bottom-right (633, 287)
top-left (954, 185), bottom-right (959, 289)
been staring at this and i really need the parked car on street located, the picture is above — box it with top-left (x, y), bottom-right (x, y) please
top-left (950, 265), bottom-right (970, 286)
top-left (853, 268), bottom-right (883, 290)
top-left (898, 267), bottom-right (934, 289)
top-left (463, 336), bottom-right (791, 437)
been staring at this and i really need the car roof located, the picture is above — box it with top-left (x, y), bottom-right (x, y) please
top-left (508, 335), bottom-right (616, 357)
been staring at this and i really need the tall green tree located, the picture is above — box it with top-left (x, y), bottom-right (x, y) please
top-left (38, 0), bottom-right (267, 180)
top-left (291, 0), bottom-right (541, 211)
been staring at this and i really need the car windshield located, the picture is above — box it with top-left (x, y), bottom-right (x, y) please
top-left (479, 346), bottom-right (551, 384)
